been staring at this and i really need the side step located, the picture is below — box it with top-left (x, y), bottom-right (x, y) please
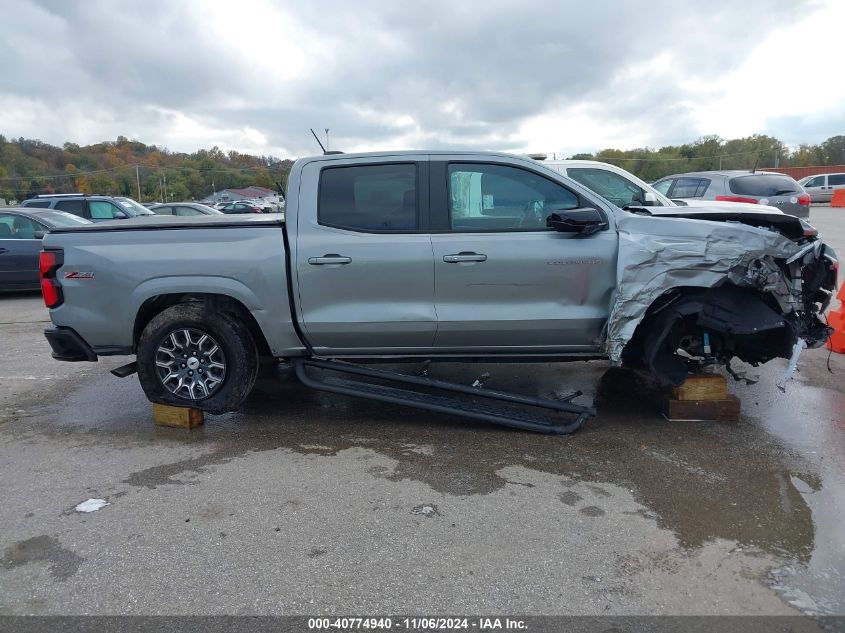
top-left (293, 359), bottom-right (595, 435)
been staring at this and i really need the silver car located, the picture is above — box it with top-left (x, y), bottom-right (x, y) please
top-left (652, 170), bottom-right (811, 218)
top-left (798, 173), bottom-right (845, 203)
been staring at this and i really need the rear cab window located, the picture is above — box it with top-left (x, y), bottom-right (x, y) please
top-left (729, 174), bottom-right (799, 197)
top-left (828, 174), bottom-right (845, 186)
top-left (22, 200), bottom-right (51, 208)
top-left (318, 163), bottom-right (418, 232)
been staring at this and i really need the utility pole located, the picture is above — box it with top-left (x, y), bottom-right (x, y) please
top-left (135, 165), bottom-right (141, 201)
top-left (163, 172), bottom-right (167, 202)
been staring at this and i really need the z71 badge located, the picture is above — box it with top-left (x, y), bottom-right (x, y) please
top-left (64, 271), bottom-right (95, 279)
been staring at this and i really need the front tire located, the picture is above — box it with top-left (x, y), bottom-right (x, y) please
top-left (137, 303), bottom-right (258, 413)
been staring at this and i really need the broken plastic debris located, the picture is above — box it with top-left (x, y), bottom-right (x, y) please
top-left (777, 338), bottom-right (807, 392)
top-left (75, 498), bottom-right (109, 513)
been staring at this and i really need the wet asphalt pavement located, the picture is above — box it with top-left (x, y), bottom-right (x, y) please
top-left (0, 207), bottom-right (844, 617)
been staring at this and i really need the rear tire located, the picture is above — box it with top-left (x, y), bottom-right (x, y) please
top-left (137, 303), bottom-right (258, 413)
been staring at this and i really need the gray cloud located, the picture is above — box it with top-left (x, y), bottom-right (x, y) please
top-left (0, 0), bottom-right (825, 157)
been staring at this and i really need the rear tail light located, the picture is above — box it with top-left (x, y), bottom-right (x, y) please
top-left (798, 194), bottom-right (811, 206)
top-left (715, 195), bottom-right (759, 204)
top-left (39, 249), bottom-right (64, 308)
top-left (251, 207), bottom-right (262, 213)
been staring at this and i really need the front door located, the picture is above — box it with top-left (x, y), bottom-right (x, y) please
top-left (430, 160), bottom-right (617, 352)
top-left (294, 159), bottom-right (436, 353)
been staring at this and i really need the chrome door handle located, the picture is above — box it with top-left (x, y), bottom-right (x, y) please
top-left (443, 252), bottom-right (487, 263)
top-left (308, 254), bottom-right (352, 265)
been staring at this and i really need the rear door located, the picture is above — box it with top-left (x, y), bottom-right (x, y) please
top-left (429, 159), bottom-right (617, 352)
top-left (827, 174), bottom-right (845, 201)
top-left (0, 213), bottom-right (44, 289)
top-left (294, 157), bottom-right (436, 353)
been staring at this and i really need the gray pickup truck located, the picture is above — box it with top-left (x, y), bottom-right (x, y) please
top-left (40, 151), bottom-right (838, 430)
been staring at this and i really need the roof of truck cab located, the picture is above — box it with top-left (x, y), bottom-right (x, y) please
top-left (47, 212), bottom-right (285, 233)
top-left (296, 150), bottom-right (531, 162)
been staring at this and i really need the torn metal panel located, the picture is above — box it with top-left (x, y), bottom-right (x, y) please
top-left (606, 213), bottom-right (804, 363)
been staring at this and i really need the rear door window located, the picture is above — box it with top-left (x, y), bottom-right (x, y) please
top-left (318, 163), bottom-right (418, 232)
top-left (175, 206), bottom-right (203, 216)
top-left (671, 177), bottom-right (710, 198)
top-left (54, 199), bottom-right (87, 217)
top-left (729, 175), bottom-right (799, 196)
top-left (828, 174), bottom-right (845, 186)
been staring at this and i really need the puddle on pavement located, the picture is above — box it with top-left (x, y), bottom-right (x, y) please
top-left (10, 355), bottom-right (845, 614)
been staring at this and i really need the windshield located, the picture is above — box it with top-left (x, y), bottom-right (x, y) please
top-left (565, 167), bottom-right (670, 208)
top-left (114, 197), bottom-right (154, 215)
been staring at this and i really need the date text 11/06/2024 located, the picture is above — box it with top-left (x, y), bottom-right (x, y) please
top-left (307, 617), bottom-right (528, 630)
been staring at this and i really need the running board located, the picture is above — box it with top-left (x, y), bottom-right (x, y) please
top-left (293, 359), bottom-right (595, 435)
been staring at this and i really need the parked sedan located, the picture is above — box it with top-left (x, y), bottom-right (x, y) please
top-left (0, 208), bottom-right (91, 291)
top-left (149, 202), bottom-right (222, 216)
top-left (798, 173), bottom-right (845, 203)
top-left (219, 201), bottom-right (263, 214)
top-left (652, 171), bottom-right (811, 218)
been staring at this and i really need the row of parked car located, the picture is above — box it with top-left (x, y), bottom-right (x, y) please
top-left (0, 161), bottom-right (831, 292)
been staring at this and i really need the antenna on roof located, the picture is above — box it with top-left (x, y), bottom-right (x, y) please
top-left (310, 128), bottom-right (327, 154)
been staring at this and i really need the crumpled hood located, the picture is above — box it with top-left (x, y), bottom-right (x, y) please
top-left (623, 204), bottom-right (806, 240)
top-left (606, 212), bottom-right (806, 362)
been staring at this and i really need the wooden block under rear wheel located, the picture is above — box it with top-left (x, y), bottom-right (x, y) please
top-left (152, 403), bottom-right (204, 429)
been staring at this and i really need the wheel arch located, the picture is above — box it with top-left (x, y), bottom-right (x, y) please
top-left (134, 293), bottom-right (273, 357)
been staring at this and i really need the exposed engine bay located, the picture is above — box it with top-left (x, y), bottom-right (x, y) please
top-left (611, 210), bottom-right (838, 386)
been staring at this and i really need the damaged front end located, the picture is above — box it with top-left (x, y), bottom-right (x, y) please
top-left (610, 213), bottom-right (838, 386)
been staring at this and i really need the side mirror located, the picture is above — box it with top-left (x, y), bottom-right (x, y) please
top-left (642, 192), bottom-right (658, 206)
top-left (113, 210), bottom-right (128, 219)
top-left (546, 208), bottom-right (609, 236)
top-left (33, 230), bottom-right (46, 239)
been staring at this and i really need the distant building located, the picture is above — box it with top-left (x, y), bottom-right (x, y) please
top-left (202, 186), bottom-right (277, 204)
top-left (763, 165), bottom-right (845, 180)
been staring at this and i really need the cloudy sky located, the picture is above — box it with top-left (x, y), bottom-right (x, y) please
top-left (1, 0), bottom-right (843, 159)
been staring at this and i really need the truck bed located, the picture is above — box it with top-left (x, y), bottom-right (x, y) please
top-left (47, 213), bottom-right (285, 233)
top-left (42, 213), bottom-right (302, 358)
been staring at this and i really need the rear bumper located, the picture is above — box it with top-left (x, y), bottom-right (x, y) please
top-left (44, 326), bottom-right (98, 362)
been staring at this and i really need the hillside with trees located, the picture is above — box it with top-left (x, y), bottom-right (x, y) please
top-left (1, 132), bottom-right (844, 203)
top-left (0, 135), bottom-right (292, 203)
top-left (569, 134), bottom-right (845, 182)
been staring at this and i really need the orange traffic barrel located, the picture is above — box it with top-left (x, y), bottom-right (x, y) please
top-left (831, 189), bottom-right (845, 208)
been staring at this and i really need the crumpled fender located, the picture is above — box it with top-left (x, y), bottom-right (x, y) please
top-left (606, 213), bottom-right (804, 363)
